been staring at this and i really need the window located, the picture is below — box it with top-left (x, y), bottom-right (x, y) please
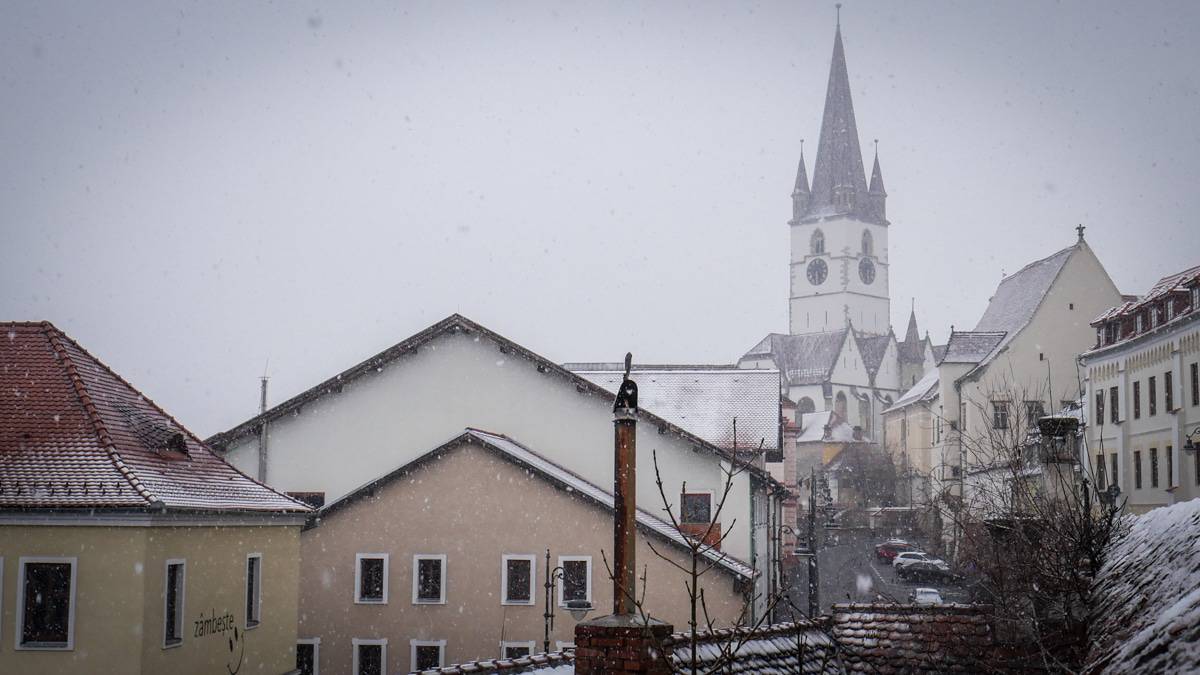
top-left (1150, 448), bottom-right (1159, 488)
top-left (353, 638), bottom-right (387, 675)
top-left (164, 559), bottom-right (186, 647)
top-left (1110, 387), bottom-right (1119, 423)
top-left (297, 638), bottom-right (320, 675)
top-left (501, 641), bottom-right (535, 659)
top-left (501, 555), bottom-right (535, 605)
top-left (1165, 371), bottom-right (1174, 411)
top-left (1194, 286), bottom-right (1200, 309)
top-left (413, 554), bottom-right (446, 604)
top-left (680, 492), bottom-right (712, 524)
top-left (1167, 300), bottom-right (1176, 321)
top-left (1133, 381), bottom-right (1141, 419)
top-left (355, 554), bottom-right (388, 604)
top-left (1095, 390), bottom-right (1105, 425)
top-left (861, 229), bottom-right (873, 256)
top-left (1110, 454), bottom-right (1118, 490)
top-left (1166, 446), bottom-right (1173, 488)
top-left (1134, 451), bottom-right (1142, 489)
top-left (410, 640), bottom-right (445, 672)
top-left (992, 401), bottom-right (1009, 430)
top-left (1151, 307), bottom-right (1159, 329)
top-left (1136, 314), bottom-right (1144, 332)
top-left (1024, 400), bottom-right (1045, 427)
top-left (1149, 376), bottom-right (1157, 416)
top-left (810, 229), bottom-right (825, 255)
top-left (246, 553), bottom-right (262, 628)
top-left (1096, 454), bottom-right (1106, 490)
top-left (556, 641), bottom-right (576, 651)
top-left (558, 556), bottom-right (592, 607)
top-left (17, 557), bottom-right (77, 649)
top-left (1192, 363), bottom-right (1199, 406)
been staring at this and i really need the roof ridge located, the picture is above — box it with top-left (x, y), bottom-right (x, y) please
top-left (41, 321), bottom-right (161, 507)
top-left (999, 243), bottom-right (1075, 283)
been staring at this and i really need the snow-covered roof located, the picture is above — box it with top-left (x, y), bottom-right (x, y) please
top-left (832, 603), bottom-right (994, 673)
top-left (665, 621), bottom-right (842, 673)
top-left (1087, 498), bottom-right (1200, 674)
top-left (884, 369), bottom-right (939, 413)
top-left (417, 649), bottom-right (575, 674)
top-left (939, 331), bottom-right (1007, 365)
top-left (975, 245), bottom-right (1075, 335)
top-left (796, 410), bottom-right (864, 444)
top-left (322, 428), bottom-right (757, 581)
top-left (566, 365), bottom-right (780, 452)
top-left (0, 322), bottom-right (310, 513)
top-left (740, 330), bottom-right (848, 386)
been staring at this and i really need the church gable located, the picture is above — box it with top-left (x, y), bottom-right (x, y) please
top-left (828, 327), bottom-right (871, 386)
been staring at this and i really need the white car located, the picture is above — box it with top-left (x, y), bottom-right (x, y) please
top-left (909, 588), bottom-right (943, 605)
top-left (892, 552), bottom-right (949, 571)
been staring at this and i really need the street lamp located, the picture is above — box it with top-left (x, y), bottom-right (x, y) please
top-left (542, 548), bottom-right (592, 654)
top-left (1183, 425), bottom-right (1200, 454)
top-left (1099, 483), bottom-right (1122, 510)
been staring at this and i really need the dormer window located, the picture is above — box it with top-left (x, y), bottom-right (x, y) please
top-left (1150, 307), bottom-right (1159, 329)
top-left (1105, 322), bottom-right (1119, 344)
top-left (1192, 286), bottom-right (1200, 309)
top-left (1136, 313), bottom-right (1144, 333)
top-left (1166, 299), bottom-right (1175, 321)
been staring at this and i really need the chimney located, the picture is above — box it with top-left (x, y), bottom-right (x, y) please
top-left (574, 353), bottom-right (673, 674)
top-left (257, 376), bottom-right (269, 482)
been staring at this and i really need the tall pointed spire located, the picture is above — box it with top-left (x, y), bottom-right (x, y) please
top-left (801, 13), bottom-right (879, 224)
top-left (868, 140), bottom-right (887, 221)
top-left (791, 140), bottom-right (810, 222)
top-left (904, 305), bottom-right (920, 344)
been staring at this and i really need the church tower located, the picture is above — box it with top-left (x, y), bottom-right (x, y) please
top-left (789, 18), bottom-right (891, 336)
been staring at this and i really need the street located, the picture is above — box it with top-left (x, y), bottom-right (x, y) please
top-left (781, 529), bottom-right (968, 617)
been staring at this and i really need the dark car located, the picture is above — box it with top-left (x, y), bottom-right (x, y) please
top-left (875, 540), bottom-right (918, 562)
top-left (898, 560), bottom-right (957, 583)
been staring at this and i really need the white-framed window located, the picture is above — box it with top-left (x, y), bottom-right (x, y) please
top-left (355, 553), bottom-right (389, 604)
top-left (557, 556), bottom-right (592, 607)
top-left (501, 554), bottom-right (536, 605)
top-left (410, 639), bottom-right (445, 671)
top-left (680, 491), bottom-right (714, 524)
top-left (15, 556), bottom-right (77, 650)
top-left (352, 637), bottom-right (387, 675)
top-left (556, 641), bottom-right (575, 651)
top-left (245, 553), bottom-right (262, 628)
top-left (412, 554), bottom-right (446, 604)
top-left (501, 640), bottom-right (535, 659)
top-left (297, 637), bottom-right (321, 675)
top-left (163, 558), bottom-right (186, 648)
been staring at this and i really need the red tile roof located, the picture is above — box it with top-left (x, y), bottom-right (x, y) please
top-left (0, 322), bottom-right (308, 513)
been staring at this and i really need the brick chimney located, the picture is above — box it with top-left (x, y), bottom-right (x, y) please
top-left (574, 354), bottom-right (673, 673)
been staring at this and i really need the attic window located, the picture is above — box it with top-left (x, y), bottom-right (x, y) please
top-left (116, 403), bottom-right (188, 456)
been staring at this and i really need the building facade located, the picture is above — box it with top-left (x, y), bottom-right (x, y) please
top-left (0, 322), bottom-right (309, 675)
top-left (1082, 265), bottom-right (1200, 513)
top-left (298, 430), bottom-right (752, 674)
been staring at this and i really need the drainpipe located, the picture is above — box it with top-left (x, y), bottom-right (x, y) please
top-left (258, 377), bottom-right (269, 483)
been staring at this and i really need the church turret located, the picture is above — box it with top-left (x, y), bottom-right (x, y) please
top-left (868, 144), bottom-right (887, 223)
top-left (904, 306), bottom-right (919, 344)
top-left (791, 142), bottom-right (811, 223)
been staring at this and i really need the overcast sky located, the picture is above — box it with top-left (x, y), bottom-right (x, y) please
top-left (3, 1), bottom-right (1198, 435)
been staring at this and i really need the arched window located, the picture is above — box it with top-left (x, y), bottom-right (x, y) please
top-left (834, 391), bottom-right (848, 421)
top-left (797, 397), bottom-right (816, 414)
top-left (861, 229), bottom-right (873, 256)
top-left (811, 229), bottom-right (825, 255)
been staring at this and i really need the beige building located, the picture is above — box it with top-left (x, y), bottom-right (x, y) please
top-left (1082, 265), bottom-right (1200, 513)
top-left (0, 322), bottom-right (310, 675)
top-left (298, 429), bottom-right (754, 675)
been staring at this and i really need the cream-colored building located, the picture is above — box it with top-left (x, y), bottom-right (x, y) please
top-left (298, 429), bottom-right (753, 674)
top-left (884, 235), bottom-right (1124, 550)
top-left (0, 322), bottom-right (309, 675)
top-left (1082, 265), bottom-right (1200, 514)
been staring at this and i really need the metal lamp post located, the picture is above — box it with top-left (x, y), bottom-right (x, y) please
top-left (542, 548), bottom-right (592, 653)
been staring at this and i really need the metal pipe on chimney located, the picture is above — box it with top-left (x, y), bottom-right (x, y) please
top-left (612, 353), bottom-right (639, 615)
top-left (258, 376), bottom-right (269, 482)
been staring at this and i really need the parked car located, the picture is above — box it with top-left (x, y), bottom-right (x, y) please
top-left (898, 560), bottom-right (956, 582)
top-left (874, 540), bottom-right (918, 562)
top-left (909, 588), bottom-right (944, 605)
top-left (893, 552), bottom-right (950, 571)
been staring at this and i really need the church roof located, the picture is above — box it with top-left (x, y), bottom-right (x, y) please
top-left (939, 331), bottom-right (1007, 365)
top-left (897, 309), bottom-right (927, 364)
top-left (793, 148), bottom-right (810, 196)
top-left (741, 330), bottom-right (848, 386)
top-left (802, 22), bottom-right (881, 225)
top-left (854, 330), bottom-right (893, 378)
top-left (884, 369), bottom-right (940, 413)
top-left (975, 245), bottom-right (1075, 335)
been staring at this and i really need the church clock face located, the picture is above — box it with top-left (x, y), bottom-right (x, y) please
top-left (859, 257), bottom-right (876, 285)
top-left (807, 258), bottom-right (828, 286)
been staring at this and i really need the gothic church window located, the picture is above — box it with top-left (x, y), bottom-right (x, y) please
top-left (861, 230), bottom-right (873, 256)
top-left (811, 229), bottom-right (825, 255)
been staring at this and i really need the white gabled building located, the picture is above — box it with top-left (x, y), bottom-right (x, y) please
top-left (1082, 265), bottom-right (1200, 513)
top-left (207, 315), bottom-right (782, 619)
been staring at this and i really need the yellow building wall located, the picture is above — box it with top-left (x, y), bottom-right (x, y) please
top-left (0, 522), bottom-right (301, 675)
